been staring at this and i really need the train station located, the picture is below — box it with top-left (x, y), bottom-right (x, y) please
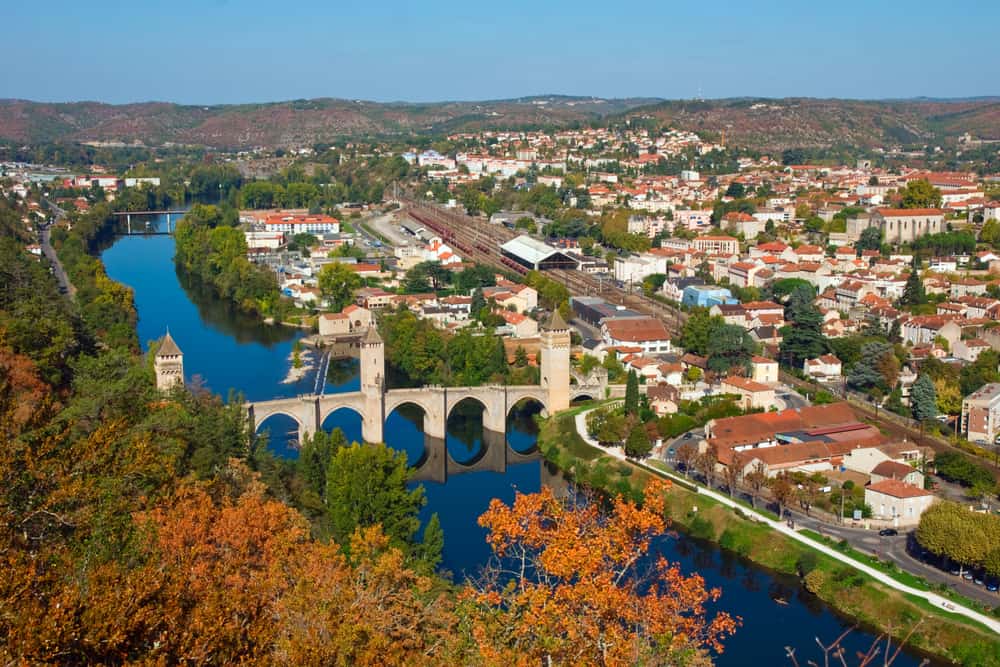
top-left (500, 235), bottom-right (579, 272)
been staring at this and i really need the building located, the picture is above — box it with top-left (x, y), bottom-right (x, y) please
top-left (319, 304), bottom-right (372, 336)
top-left (540, 310), bottom-right (571, 412)
top-left (154, 331), bottom-right (184, 391)
top-left (962, 383), bottom-right (1000, 444)
top-left (869, 460), bottom-right (924, 488)
top-left (263, 213), bottom-right (340, 234)
top-left (720, 376), bottom-right (775, 411)
top-left (500, 235), bottom-right (579, 271)
top-left (681, 285), bottom-right (737, 308)
top-left (803, 354), bottom-right (842, 382)
top-left (870, 209), bottom-right (945, 244)
top-left (864, 480), bottom-right (935, 527)
top-left (571, 296), bottom-right (642, 327)
top-left (601, 316), bottom-right (672, 355)
top-left (750, 356), bottom-right (779, 384)
top-left (692, 235), bottom-right (739, 255)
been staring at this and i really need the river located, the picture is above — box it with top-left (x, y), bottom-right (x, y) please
top-left (102, 224), bottom-right (935, 666)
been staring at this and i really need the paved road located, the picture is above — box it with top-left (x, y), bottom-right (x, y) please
top-left (573, 408), bottom-right (1000, 633)
top-left (39, 226), bottom-right (75, 298)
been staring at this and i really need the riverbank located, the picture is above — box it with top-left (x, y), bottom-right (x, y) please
top-left (538, 407), bottom-right (1000, 666)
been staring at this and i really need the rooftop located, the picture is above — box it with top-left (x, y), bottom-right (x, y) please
top-left (866, 479), bottom-right (932, 499)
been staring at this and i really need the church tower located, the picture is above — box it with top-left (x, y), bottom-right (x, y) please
top-left (155, 330), bottom-right (184, 391)
top-left (540, 309), bottom-right (571, 412)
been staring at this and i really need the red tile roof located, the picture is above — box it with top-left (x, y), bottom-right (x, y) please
top-left (866, 479), bottom-right (932, 499)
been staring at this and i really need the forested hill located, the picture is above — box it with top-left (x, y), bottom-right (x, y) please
top-left (0, 96), bottom-right (656, 148)
top-left (0, 96), bottom-right (997, 151)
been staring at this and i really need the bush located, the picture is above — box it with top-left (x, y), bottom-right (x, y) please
top-left (687, 514), bottom-right (716, 541)
top-left (796, 551), bottom-right (819, 576)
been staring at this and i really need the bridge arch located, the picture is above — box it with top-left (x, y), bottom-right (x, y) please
top-left (320, 406), bottom-right (364, 445)
top-left (506, 396), bottom-right (546, 454)
top-left (384, 401), bottom-right (430, 468)
top-left (446, 397), bottom-right (491, 466)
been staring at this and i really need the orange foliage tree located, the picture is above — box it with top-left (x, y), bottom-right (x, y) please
top-left (462, 480), bottom-right (739, 666)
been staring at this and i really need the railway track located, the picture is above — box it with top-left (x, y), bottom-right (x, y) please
top-left (399, 196), bottom-right (688, 332)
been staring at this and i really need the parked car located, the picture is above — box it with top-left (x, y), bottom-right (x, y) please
top-left (878, 528), bottom-right (898, 537)
top-left (963, 572), bottom-right (974, 581)
top-left (987, 581), bottom-right (998, 592)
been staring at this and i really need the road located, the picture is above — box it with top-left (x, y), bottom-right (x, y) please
top-left (39, 221), bottom-right (76, 299)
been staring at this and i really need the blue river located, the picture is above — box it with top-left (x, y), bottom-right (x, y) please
top-left (102, 225), bottom-right (936, 666)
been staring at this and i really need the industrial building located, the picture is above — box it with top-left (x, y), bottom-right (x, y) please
top-left (570, 296), bottom-right (643, 327)
top-left (500, 235), bottom-right (579, 271)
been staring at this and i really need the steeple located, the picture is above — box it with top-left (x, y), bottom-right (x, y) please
top-left (157, 330), bottom-right (182, 357)
top-left (363, 325), bottom-right (383, 345)
top-left (544, 308), bottom-right (568, 331)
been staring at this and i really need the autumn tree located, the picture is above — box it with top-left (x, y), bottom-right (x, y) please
top-left (696, 443), bottom-right (719, 488)
top-left (722, 451), bottom-right (744, 498)
top-left (745, 461), bottom-right (768, 509)
top-left (770, 472), bottom-right (799, 519)
top-left (900, 179), bottom-right (942, 209)
top-left (464, 483), bottom-right (738, 666)
top-left (676, 441), bottom-right (698, 478)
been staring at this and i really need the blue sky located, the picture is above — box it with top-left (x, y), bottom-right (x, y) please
top-left (3, 0), bottom-right (997, 104)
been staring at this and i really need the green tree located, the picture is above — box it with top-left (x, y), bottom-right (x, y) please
top-left (624, 424), bottom-right (652, 460)
top-left (979, 218), bottom-right (1000, 248)
top-left (780, 304), bottom-right (827, 368)
top-left (900, 179), bottom-right (942, 209)
top-left (317, 262), bottom-right (363, 311)
top-left (624, 369), bottom-right (640, 414)
top-left (910, 374), bottom-right (937, 423)
top-left (706, 324), bottom-right (756, 374)
top-left (324, 443), bottom-right (427, 558)
top-left (847, 342), bottom-right (897, 393)
top-left (857, 226), bottom-right (882, 252)
top-left (417, 513), bottom-right (444, 571)
top-left (900, 270), bottom-right (927, 307)
top-left (678, 310), bottom-right (718, 356)
top-left (960, 349), bottom-right (1000, 395)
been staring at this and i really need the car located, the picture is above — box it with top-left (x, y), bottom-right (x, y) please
top-left (878, 528), bottom-right (898, 537)
top-left (974, 577), bottom-right (984, 586)
top-left (950, 568), bottom-right (961, 576)
top-left (682, 432), bottom-right (694, 439)
top-left (963, 572), bottom-right (974, 581)
top-left (987, 581), bottom-right (999, 592)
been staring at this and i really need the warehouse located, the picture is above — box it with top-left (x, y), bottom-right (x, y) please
top-left (500, 235), bottom-right (579, 271)
top-left (570, 296), bottom-right (643, 327)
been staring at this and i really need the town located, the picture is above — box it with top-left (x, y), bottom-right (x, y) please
top-left (5, 107), bottom-right (1000, 662)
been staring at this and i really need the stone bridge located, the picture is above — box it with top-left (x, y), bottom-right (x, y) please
top-left (246, 312), bottom-right (607, 452)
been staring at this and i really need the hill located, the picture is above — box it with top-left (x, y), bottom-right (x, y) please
top-left (619, 97), bottom-right (1000, 152)
top-left (0, 96), bottom-right (656, 148)
top-left (0, 96), bottom-right (996, 151)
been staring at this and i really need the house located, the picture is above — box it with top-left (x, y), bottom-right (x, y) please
top-left (953, 338), bottom-right (991, 363)
top-left (355, 287), bottom-right (395, 310)
top-left (496, 309), bottom-right (539, 337)
top-left (720, 376), bottom-right (776, 411)
top-left (803, 354), bottom-right (842, 382)
top-left (710, 303), bottom-right (747, 327)
top-left (319, 304), bottom-right (373, 335)
top-left (869, 460), bottom-right (924, 488)
top-left (727, 262), bottom-right (762, 288)
top-left (750, 356), bottom-right (779, 384)
top-left (602, 316), bottom-right (672, 355)
top-left (864, 480), bottom-right (935, 527)
top-left (263, 213), bottom-right (340, 234)
top-left (647, 385), bottom-right (680, 416)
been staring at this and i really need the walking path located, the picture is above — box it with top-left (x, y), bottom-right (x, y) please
top-left (573, 408), bottom-right (1000, 634)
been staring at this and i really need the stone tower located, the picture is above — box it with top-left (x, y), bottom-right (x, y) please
top-left (359, 326), bottom-right (385, 442)
top-left (155, 331), bottom-right (184, 391)
top-left (540, 309), bottom-right (571, 412)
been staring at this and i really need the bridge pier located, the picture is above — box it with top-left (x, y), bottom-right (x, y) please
top-left (126, 214), bottom-right (131, 235)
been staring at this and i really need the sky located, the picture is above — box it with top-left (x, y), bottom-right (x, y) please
top-left (3, 0), bottom-right (997, 105)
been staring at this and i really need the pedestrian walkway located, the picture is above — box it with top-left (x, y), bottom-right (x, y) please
top-left (573, 408), bottom-right (1000, 635)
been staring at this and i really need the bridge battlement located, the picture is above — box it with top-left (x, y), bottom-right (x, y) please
top-left (245, 312), bottom-right (604, 448)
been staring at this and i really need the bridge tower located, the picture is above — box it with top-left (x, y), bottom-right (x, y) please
top-left (154, 330), bottom-right (185, 391)
top-left (540, 309), bottom-right (571, 412)
top-left (360, 325), bottom-right (385, 442)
